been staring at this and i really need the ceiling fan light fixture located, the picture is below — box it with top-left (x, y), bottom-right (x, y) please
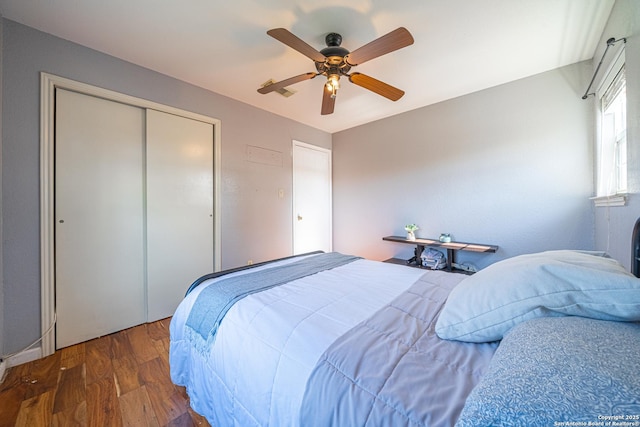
top-left (326, 74), bottom-right (340, 98)
top-left (326, 74), bottom-right (340, 89)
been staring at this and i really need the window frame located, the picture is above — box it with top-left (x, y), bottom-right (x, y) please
top-left (593, 48), bottom-right (627, 207)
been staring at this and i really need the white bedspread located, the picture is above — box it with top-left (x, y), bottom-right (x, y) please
top-left (170, 256), bottom-right (433, 426)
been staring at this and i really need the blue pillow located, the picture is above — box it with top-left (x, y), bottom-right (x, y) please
top-left (456, 316), bottom-right (640, 427)
top-left (435, 250), bottom-right (640, 342)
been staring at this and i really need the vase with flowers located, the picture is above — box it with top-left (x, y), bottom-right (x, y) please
top-left (405, 224), bottom-right (419, 241)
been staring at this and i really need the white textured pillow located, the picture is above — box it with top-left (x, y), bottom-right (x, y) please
top-left (435, 250), bottom-right (640, 342)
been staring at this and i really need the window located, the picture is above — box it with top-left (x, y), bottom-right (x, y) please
top-left (596, 57), bottom-right (627, 201)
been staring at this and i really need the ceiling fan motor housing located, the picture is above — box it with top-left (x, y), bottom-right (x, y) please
top-left (317, 32), bottom-right (351, 75)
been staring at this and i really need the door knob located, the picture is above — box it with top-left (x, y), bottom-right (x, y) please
top-left (297, 214), bottom-right (303, 221)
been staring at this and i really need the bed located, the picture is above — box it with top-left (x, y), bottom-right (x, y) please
top-left (170, 223), bottom-right (640, 426)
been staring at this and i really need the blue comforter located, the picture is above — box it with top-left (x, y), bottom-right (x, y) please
top-left (299, 272), bottom-right (498, 426)
top-left (185, 252), bottom-right (360, 354)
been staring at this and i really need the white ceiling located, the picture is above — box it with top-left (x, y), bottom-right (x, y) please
top-left (0, 0), bottom-right (614, 133)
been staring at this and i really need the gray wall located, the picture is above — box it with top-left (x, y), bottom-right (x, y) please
top-left (332, 62), bottom-right (594, 267)
top-left (1, 20), bottom-right (331, 355)
top-left (593, 0), bottom-right (640, 268)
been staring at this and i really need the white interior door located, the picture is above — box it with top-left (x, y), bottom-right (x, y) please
top-left (293, 141), bottom-right (332, 254)
top-left (146, 109), bottom-right (214, 321)
top-left (55, 89), bottom-right (146, 349)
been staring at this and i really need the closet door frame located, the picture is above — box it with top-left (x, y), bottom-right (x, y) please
top-left (39, 72), bottom-right (222, 358)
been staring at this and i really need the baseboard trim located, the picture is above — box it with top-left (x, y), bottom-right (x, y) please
top-left (6, 347), bottom-right (42, 370)
top-left (0, 359), bottom-right (7, 383)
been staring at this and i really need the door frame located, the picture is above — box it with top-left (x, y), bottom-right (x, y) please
top-left (292, 140), bottom-right (332, 254)
top-left (40, 72), bottom-right (222, 357)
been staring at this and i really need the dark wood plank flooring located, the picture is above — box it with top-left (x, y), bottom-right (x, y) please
top-left (0, 318), bottom-right (210, 426)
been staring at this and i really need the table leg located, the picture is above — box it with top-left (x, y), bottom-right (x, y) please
top-left (407, 244), bottom-right (425, 266)
top-left (446, 248), bottom-right (454, 271)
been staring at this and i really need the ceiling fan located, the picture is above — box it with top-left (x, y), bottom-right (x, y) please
top-left (257, 27), bottom-right (414, 115)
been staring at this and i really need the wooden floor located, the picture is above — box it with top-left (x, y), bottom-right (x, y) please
top-left (0, 318), bottom-right (211, 427)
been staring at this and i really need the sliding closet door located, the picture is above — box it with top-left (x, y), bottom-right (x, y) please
top-left (55, 89), bottom-right (146, 349)
top-left (146, 109), bottom-right (214, 321)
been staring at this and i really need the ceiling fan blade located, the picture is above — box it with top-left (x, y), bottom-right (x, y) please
top-left (267, 28), bottom-right (326, 63)
top-left (321, 85), bottom-right (335, 115)
top-left (257, 73), bottom-right (317, 94)
top-left (345, 27), bottom-right (414, 66)
top-left (349, 73), bottom-right (405, 101)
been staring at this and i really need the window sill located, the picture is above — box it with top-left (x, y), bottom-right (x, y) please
top-left (591, 194), bottom-right (628, 207)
